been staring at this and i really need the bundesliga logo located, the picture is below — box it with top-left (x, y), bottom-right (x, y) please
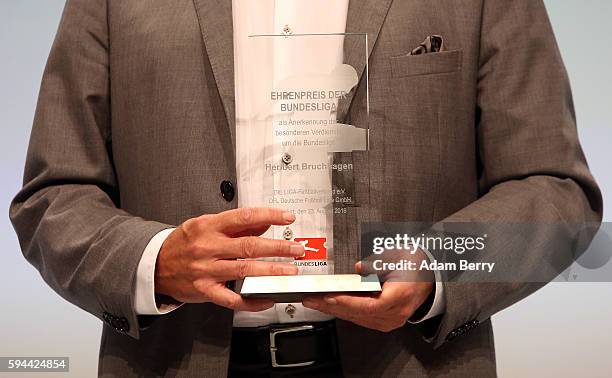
top-left (293, 238), bottom-right (327, 260)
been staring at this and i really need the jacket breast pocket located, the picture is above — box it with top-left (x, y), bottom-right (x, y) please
top-left (390, 49), bottom-right (463, 78)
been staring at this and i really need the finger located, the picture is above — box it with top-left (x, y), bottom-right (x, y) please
top-left (303, 297), bottom-right (401, 332)
top-left (355, 261), bottom-right (363, 274)
top-left (302, 296), bottom-right (352, 318)
top-left (216, 236), bottom-right (305, 259)
top-left (302, 295), bottom-right (326, 308)
top-left (357, 256), bottom-right (398, 280)
top-left (340, 282), bottom-right (410, 314)
top-left (210, 260), bottom-right (298, 281)
top-left (234, 224), bottom-right (271, 238)
top-left (334, 284), bottom-right (417, 323)
top-left (327, 293), bottom-right (387, 315)
top-left (303, 296), bottom-right (380, 324)
top-left (212, 208), bottom-right (295, 235)
top-left (354, 261), bottom-right (383, 279)
top-left (204, 284), bottom-right (275, 312)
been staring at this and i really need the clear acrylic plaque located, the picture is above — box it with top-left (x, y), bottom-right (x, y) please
top-left (236, 32), bottom-right (378, 299)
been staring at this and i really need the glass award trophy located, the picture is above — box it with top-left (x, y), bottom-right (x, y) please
top-left (236, 32), bottom-right (380, 301)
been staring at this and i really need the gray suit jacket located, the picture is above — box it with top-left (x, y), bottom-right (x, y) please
top-left (10, 0), bottom-right (602, 376)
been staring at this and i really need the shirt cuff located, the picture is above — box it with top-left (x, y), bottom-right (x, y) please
top-left (408, 247), bottom-right (446, 323)
top-left (134, 228), bottom-right (183, 315)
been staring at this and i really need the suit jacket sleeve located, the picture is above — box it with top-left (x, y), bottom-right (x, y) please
top-left (9, 0), bottom-right (171, 339)
top-left (418, 0), bottom-right (603, 348)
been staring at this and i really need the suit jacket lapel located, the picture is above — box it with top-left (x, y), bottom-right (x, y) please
top-left (193, 0), bottom-right (236, 151)
top-left (338, 0), bottom-right (394, 121)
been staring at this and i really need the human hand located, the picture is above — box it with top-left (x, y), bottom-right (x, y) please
top-left (302, 250), bottom-right (434, 332)
top-left (155, 208), bottom-right (304, 312)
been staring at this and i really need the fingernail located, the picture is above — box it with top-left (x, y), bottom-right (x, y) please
top-left (282, 211), bottom-right (296, 223)
top-left (290, 244), bottom-right (305, 257)
top-left (324, 296), bottom-right (337, 305)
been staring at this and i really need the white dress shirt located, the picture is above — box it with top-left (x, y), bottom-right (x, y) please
top-left (134, 0), bottom-right (445, 326)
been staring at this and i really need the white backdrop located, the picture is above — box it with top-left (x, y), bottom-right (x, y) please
top-left (1, 1), bottom-right (610, 377)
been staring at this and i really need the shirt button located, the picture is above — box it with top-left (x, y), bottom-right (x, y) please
top-left (111, 317), bottom-right (130, 333)
top-left (282, 153), bottom-right (293, 165)
top-left (285, 304), bottom-right (297, 318)
top-left (220, 180), bottom-right (235, 202)
top-left (283, 227), bottom-right (293, 240)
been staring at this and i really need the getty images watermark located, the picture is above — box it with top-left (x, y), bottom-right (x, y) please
top-left (360, 221), bottom-right (612, 282)
top-left (370, 232), bottom-right (494, 274)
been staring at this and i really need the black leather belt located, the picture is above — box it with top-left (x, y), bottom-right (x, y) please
top-left (230, 321), bottom-right (340, 370)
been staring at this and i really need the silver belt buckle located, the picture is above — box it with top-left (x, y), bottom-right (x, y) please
top-left (269, 325), bottom-right (316, 368)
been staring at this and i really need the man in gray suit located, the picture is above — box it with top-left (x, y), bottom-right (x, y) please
top-left (10, 0), bottom-right (602, 376)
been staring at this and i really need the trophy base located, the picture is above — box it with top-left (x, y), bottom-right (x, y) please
top-left (238, 274), bottom-right (381, 302)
